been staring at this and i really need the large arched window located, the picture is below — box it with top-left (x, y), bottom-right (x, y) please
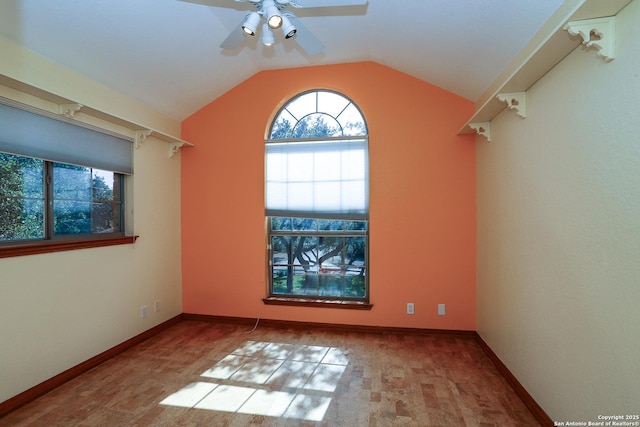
top-left (265, 90), bottom-right (369, 305)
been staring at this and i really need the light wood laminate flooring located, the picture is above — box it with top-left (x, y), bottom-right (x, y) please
top-left (0, 320), bottom-right (540, 426)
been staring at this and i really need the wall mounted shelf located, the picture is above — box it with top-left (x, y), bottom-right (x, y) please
top-left (70, 101), bottom-right (194, 159)
top-left (0, 74), bottom-right (193, 157)
top-left (458, 0), bottom-right (631, 140)
top-left (134, 128), bottom-right (192, 158)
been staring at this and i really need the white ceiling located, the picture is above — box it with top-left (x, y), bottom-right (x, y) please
top-left (0, 0), bottom-right (566, 121)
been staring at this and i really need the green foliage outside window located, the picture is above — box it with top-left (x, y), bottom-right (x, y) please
top-left (0, 153), bottom-right (123, 242)
top-left (0, 153), bottom-right (44, 240)
top-left (270, 218), bottom-right (367, 299)
top-left (53, 163), bottom-right (121, 235)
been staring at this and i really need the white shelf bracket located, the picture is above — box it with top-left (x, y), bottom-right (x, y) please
top-left (496, 92), bottom-right (526, 118)
top-left (563, 17), bottom-right (616, 62)
top-left (469, 122), bottom-right (491, 142)
top-left (168, 141), bottom-right (188, 158)
top-left (58, 103), bottom-right (83, 118)
top-left (134, 129), bottom-right (153, 149)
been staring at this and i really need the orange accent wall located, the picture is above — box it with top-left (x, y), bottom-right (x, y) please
top-left (181, 61), bottom-right (476, 330)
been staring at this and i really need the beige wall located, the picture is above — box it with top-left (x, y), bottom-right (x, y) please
top-left (0, 40), bottom-right (183, 403)
top-left (477, 0), bottom-right (640, 421)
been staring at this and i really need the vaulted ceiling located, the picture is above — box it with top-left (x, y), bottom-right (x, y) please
top-left (0, 0), bottom-right (566, 120)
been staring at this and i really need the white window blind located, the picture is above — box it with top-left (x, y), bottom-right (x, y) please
top-left (265, 138), bottom-right (368, 220)
top-left (0, 100), bottom-right (133, 175)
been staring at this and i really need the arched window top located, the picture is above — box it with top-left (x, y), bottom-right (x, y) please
top-left (269, 90), bottom-right (367, 140)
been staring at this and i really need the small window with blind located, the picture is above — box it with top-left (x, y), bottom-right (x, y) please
top-left (0, 99), bottom-right (131, 249)
top-left (265, 90), bottom-right (369, 305)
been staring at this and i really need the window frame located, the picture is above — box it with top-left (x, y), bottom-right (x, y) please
top-left (264, 90), bottom-right (371, 309)
top-left (48, 161), bottom-right (126, 240)
top-left (267, 217), bottom-right (369, 303)
top-left (0, 155), bottom-right (132, 258)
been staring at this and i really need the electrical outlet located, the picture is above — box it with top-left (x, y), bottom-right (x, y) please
top-left (407, 302), bottom-right (415, 315)
top-left (154, 300), bottom-right (160, 312)
top-left (141, 305), bottom-right (148, 319)
top-left (438, 304), bottom-right (446, 316)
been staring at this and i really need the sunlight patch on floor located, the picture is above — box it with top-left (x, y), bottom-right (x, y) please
top-left (160, 341), bottom-right (349, 422)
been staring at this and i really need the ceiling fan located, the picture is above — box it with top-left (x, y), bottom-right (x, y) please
top-left (182, 0), bottom-right (368, 56)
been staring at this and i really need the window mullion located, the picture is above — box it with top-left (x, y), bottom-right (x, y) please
top-left (44, 161), bottom-right (54, 240)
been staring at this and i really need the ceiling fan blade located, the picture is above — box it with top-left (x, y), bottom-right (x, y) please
top-left (286, 14), bottom-right (324, 56)
top-left (178, 0), bottom-right (250, 6)
top-left (288, 0), bottom-right (367, 7)
top-left (220, 21), bottom-right (247, 50)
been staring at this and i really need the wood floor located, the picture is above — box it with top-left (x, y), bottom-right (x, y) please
top-left (0, 320), bottom-right (540, 426)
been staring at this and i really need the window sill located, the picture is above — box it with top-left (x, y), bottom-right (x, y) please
top-left (263, 297), bottom-right (373, 310)
top-left (0, 235), bottom-right (138, 259)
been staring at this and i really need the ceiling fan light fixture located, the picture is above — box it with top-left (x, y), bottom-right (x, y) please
top-left (264, 2), bottom-right (283, 29)
top-left (280, 15), bottom-right (296, 39)
top-left (242, 12), bottom-right (260, 36)
top-left (268, 15), bottom-right (283, 29)
top-left (261, 23), bottom-right (275, 46)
